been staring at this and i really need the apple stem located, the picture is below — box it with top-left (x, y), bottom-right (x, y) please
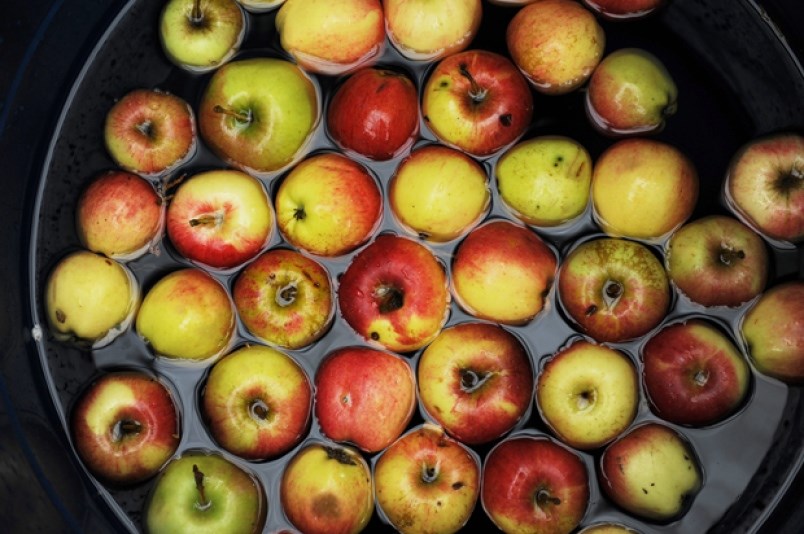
top-left (458, 64), bottom-right (488, 103)
top-left (459, 369), bottom-right (493, 393)
top-left (250, 399), bottom-right (270, 421)
top-left (193, 464), bottom-right (211, 510)
top-left (213, 105), bottom-right (252, 124)
top-left (420, 462), bottom-right (440, 484)
top-left (191, 0), bottom-right (203, 24)
top-left (189, 213), bottom-right (223, 227)
top-left (111, 419), bottom-right (142, 441)
top-left (535, 489), bottom-right (561, 507)
top-left (718, 247), bottom-right (745, 266)
top-left (275, 282), bottom-right (298, 307)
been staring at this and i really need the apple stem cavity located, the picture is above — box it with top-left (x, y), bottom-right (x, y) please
top-left (213, 105), bottom-right (252, 125)
top-left (111, 419), bottom-right (142, 442)
top-left (420, 462), bottom-right (440, 484)
top-left (249, 399), bottom-right (270, 421)
top-left (459, 369), bottom-right (493, 393)
top-left (718, 247), bottom-right (746, 266)
top-left (602, 280), bottom-right (623, 308)
top-left (374, 284), bottom-right (404, 314)
top-left (458, 64), bottom-right (488, 103)
top-left (275, 282), bottom-right (298, 307)
top-left (535, 488), bottom-right (561, 508)
top-left (193, 464), bottom-right (212, 511)
top-left (135, 120), bottom-right (154, 139)
top-left (190, 0), bottom-right (204, 26)
top-left (693, 369), bottom-right (709, 387)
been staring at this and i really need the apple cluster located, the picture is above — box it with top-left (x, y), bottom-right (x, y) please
top-left (40, 1), bottom-right (803, 533)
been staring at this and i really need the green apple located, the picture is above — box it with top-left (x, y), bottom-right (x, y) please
top-left (237, 0), bottom-right (285, 12)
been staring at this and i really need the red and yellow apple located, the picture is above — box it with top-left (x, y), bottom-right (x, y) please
top-left (581, 0), bottom-right (666, 20)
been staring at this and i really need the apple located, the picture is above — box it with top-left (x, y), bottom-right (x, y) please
top-left (665, 215), bottom-right (769, 308)
top-left (558, 237), bottom-right (670, 343)
top-left (232, 248), bottom-right (333, 350)
top-left (198, 57), bottom-right (319, 176)
top-left (338, 234), bottom-right (450, 353)
top-left (599, 422), bottom-right (702, 522)
top-left (166, 169), bottom-right (272, 270)
top-left (417, 322), bottom-right (533, 445)
top-left (482, 434), bottom-right (590, 534)
top-left (202, 344), bottom-right (312, 461)
top-left (591, 138), bottom-right (699, 241)
top-left (578, 523), bottom-right (641, 534)
top-left (45, 250), bottom-right (138, 348)
top-left (724, 132), bottom-right (804, 244)
top-left (585, 48), bottom-right (678, 136)
top-left (104, 88), bottom-right (196, 177)
top-left (389, 144), bottom-right (490, 242)
top-left (451, 219), bottom-right (557, 325)
top-left (71, 371), bottom-right (180, 486)
top-left (536, 340), bottom-right (638, 450)
top-left (581, 0), bottom-right (666, 20)
top-left (275, 0), bottom-right (385, 76)
top-left (136, 268), bottom-right (235, 361)
top-left (327, 68), bottom-right (419, 161)
top-left (383, 0), bottom-right (482, 61)
top-left (280, 442), bottom-right (374, 534)
top-left (373, 423), bottom-right (480, 534)
top-left (274, 153), bottom-right (382, 257)
top-left (314, 346), bottom-right (416, 453)
top-left (76, 170), bottom-right (163, 261)
top-left (144, 450), bottom-right (266, 534)
top-left (421, 49), bottom-right (533, 157)
top-left (506, 0), bottom-right (605, 95)
top-left (642, 319), bottom-right (751, 426)
top-left (740, 281), bottom-right (804, 383)
top-left (237, 0), bottom-right (284, 12)
top-left (495, 136), bottom-right (593, 227)
top-left (159, 0), bottom-right (246, 73)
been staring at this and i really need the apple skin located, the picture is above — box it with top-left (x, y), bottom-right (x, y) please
top-left (166, 169), bottom-right (273, 270)
top-left (725, 132), bottom-right (804, 244)
top-left (451, 219), bottom-right (557, 325)
top-left (578, 523), bottom-right (641, 534)
top-left (237, 0), bottom-right (285, 12)
top-left (642, 319), bottom-right (751, 426)
top-left (417, 322), bottom-right (534, 445)
top-left (592, 138), bottom-right (699, 241)
top-left (558, 238), bottom-right (670, 343)
top-left (422, 49), bottom-right (534, 157)
top-left (741, 281), bottom-right (804, 383)
top-left (202, 345), bottom-right (312, 461)
top-left (145, 450), bottom-right (266, 534)
top-left (585, 48), bottom-right (678, 136)
top-left (506, 0), bottom-right (605, 95)
top-left (159, 0), bottom-right (246, 73)
top-left (327, 68), bottom-right (419, 161)
top-left (581, 0), bottom-right (666, 20)
top-left (280, 442), bottom-right (374, 534)
top-left (338, 234), bottom-right (450, 353)
top-left (275, 153), bottom-right (382, 257)
top-left (233, 248), bottom-right (333, 350)
top-left (374, 423), bottom-right (480, 534)
top-left (136, 268), bottom-right (235, 361)
top-left (383, 0), bottom-right (482, 61)
top-left (599, 422), bottom-right (702, 522)
top-left (495, 136), bottom-right (593, 227)
top-left (314, 347), bottom-right (416, 453)
top-left (389, 144), bottom-right (490, 242)
top-left (536, 340), bottom-right (638, 450)
top-left (275, 0), bottom-right (385, 75)
top-left (198, 57), bottom-right (319, 176)
top-left (482, 434), bottom-right (590, 534)
top-left (665, 215), bottom-right (769, 308)
top-left (71, 372), bottom-right (180, 486)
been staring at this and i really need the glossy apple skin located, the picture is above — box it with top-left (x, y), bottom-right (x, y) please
top-left (275, 153), bottom-right (382, 256)
top-left (281, 443), bottom-right (374, 534)
top-left (327, 68), bottom-right (419, 160)
top-left (582, 0), bottom-right (665, 20)
top-left (315, 347), bottom-right (415, 453)
top-left (374, 424), bottom-right (480, 534)
top-left (202, 345), bottom-right (312, 461)
top-left (76, 170), bottom-right (163, 261)
top-left (233, 249), bottom-right (333, 350)
top-left (642, 319), bottom-right (750, 426)
top-left (558, 238), bottom-right (670, 343)
top-left (338, 234), bottom-right (449, 353)
top-left (145, 450), bottom-right (266, 534)
top-left (71, 372), bottom-right (179, 486)
top-left (167, 169), bottom-right (273, 270)
top-left (451, 220), bottom-right (557, 325)
top-left (741, 281), bottom-right (804, 383)
top-left (104, 88), bottom-right (196, 177)
top-left (725, 133), bottom-right (804, 244)
top-left (482, 434), bottom-right (590, 534)
top-left (136, 268), bottom-right (235, 360)
top-left (422, 49), bottom-right (533, 157)
top-left (506, 0), bottom-right (605, 95)
top-left (418, 322), bottom-right (533, 445)
top-left (599, 423), bottom-right (702, 522)
top-left (666, 215), bottom-right (768, 308)
top-left (537, 340), bottom-right (638, 450)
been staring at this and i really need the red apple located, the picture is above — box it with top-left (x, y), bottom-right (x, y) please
top-left (581, 0), bottom-right (666, 21)
top-left (314, 346), bottom-right (416, 453)
top-left (327, 68), bottom-right (419, 160)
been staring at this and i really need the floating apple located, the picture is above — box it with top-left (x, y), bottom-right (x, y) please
top-left (422, 49), bottom-right (533, 157)
top-left (315, 346), bottom-right (416, 453)
top-left (374, 424), bottom-right (480, 534)
top-left (71, 371), bottom-right (179, 486)
top-left (581, 0), bottom-right (666, 20)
